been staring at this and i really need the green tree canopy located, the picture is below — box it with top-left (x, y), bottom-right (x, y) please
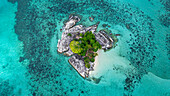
top-left (85, 62), bottom-right (91, 68)
top-left (80, 33), bottom-right (83, 37)
top-left (90, 58), bottom-right (95, 62)
top-left (69, 31), bottom-right (102, 69)
top-left (70, 40), bottom-right (83, 54)
top-left (68, 33), bottom-right (72, 36)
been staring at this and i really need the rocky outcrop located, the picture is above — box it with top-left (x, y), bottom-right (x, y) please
top-left (95, 30), bottom-right (114, 50)
top-left (57, 15), bottom-right (116, 78)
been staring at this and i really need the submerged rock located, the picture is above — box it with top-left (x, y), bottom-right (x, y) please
top-left (89, 16), bottom-right (94, 22)
top-left (102, 24), bottom-right (108, 27)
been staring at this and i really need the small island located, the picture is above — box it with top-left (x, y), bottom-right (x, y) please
top-left (57, 15), bottom-right (118, 78)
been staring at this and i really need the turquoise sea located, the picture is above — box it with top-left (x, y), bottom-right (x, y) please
top-left (0, 0), bottom-right (169, 96)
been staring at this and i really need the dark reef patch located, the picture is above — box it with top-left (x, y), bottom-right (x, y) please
top-left (160, 0), bottom-right (170, 11)
top-left (7, 0), bottom-right (17, 4)
top-left (165, 34), bottom-right (170, 60)
top-left (0, 79), bottom-right (14, 96)
top-left (159, 0), bottom-right (170, 27)
top-left (159, 14), bottom-right (170, 27)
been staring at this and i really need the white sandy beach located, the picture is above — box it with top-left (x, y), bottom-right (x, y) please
top-left (92, 50), bottom-right (100, 72)
top-left (89, 43), bottom-right (137, 85)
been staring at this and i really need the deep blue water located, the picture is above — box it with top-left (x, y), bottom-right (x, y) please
top-left (0, 0), bottom-right (170, 96)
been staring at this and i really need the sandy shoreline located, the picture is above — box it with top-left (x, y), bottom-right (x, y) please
top-left (89, 50), bottom-right (100, 76)
top-left (94, 50), bottom-right (99, 69)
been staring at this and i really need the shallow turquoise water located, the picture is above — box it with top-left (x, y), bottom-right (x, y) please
top-left (0, 0), bottom-right (169, 96)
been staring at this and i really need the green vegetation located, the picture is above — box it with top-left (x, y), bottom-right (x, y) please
top-left (69, 40), bottom-right (83, 54)
top-left (90, 58), bottom-right (95, 62)
top-left (68, 33), bottom-right (72, 36)
top-left (80, 33), bottom-right (83, 37)
top-left (85, 63), bottom-right (91, 68)
top-left (69, 31), bottom-right (102, 68)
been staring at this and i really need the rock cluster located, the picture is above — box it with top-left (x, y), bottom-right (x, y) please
top-left (57, 15), bottom-right (116, 78)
